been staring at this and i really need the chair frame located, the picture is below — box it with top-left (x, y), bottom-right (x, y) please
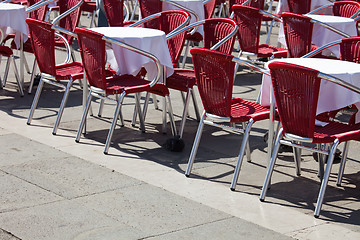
top-left (259, 61), bottom-right (360, 218)
top-left (74, 27), bottom-right (177, 154)
top-left (26, 19), bottom-right (83, 136)
top-left (185, 47), bottom-right (271, 191)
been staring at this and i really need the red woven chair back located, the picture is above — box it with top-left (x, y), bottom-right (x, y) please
top-left (204, 0), bottom-right (217, 19)
top-left (160, 10), bottom-right (190, 66)
top-left (333, 1), bottom-right (360, 18)
top-left (282, 12), bottom-right (313, 58)
top-left (340, 36), bottom-right (360, 63)
top-left (28, 0), bottom-right (48, 21)
top-left (203, 18), bottom-right (237, 54)
top-left (231, 5), bottom-right (262, 54)
top-left (75, 27), bottom-right (106, 90)
top-left (138, 0), bottom-right (163, 29)
top-left (103, 0), bottom-right (126, 26)
top-left (287, 0), bottom-right (311, 14)
top-left (229, 0), bottom-right (265, 15)
top-left (26, 18), bottom-right (56, 76)
top-left (190, 47), bottom-right (235, 117)
top-left (58, 0), bottom-right (82, 44)
top-left (269, 62), bottom-right (321, 138)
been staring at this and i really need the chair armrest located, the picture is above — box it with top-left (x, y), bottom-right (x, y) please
top-left (210, 21), bottom-right (238, 51)
top-left (318, 72), bottom-right (360, 95)
top-left (232, 56), bottom-right (270, 76)
top-left (309, 18), bottom-right (351, 38)
top-left (307, 3), bottom-right (333, 15)
top-left (26, 0), bottom-right (57, 13)
top-left (129, 12), bottom-right (162, 27)
top-left (161, 0), bottom-right (200, 34)
top-left (166, 19), bottom-right (205, 40)
top-left (301, 39), bottom-right (341, 58)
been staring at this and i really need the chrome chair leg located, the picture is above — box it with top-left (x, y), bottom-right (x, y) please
top-left (178, 89), bottom-right (191, 138)
top-left (293, 142), bottom-right (302, 176)
top-left (2, 57), bottom-right (11, 87)
top-left (231, 119), bottom-right (254, 191)
top-left (181, 40), bottom-right (191, 69)
top-left (242, 122), bottom-right (252, 163)
top-left (28, 59), bottom-right (37, 94)
top-left (337, 141), bottom-right (350, 186)
top-left (52, 79), bottom-right (73, 135)
top-left (27, 76), bottom-right (44, 125)
top-left (162, 96), bottom-right (167, 134)
top-left (75, 90), bottom-right (93, 143)
top-left (104, 92), bottom-right (126, 154)
top-left (314, 139), bottom-right (339, 218)
top-left (185, 112), bottom-right (206, 177)
top-left (135, 92), bottom-right (145, 132)
top-left (260, 128), bottom-right (283, 201)
top-left (191, 89), bottom-right (200, 121)
top-left (11, 56), bottom-right (23, 96)
top-left (166, 95), bottom-right (177, 136)
top-left (98, 98), bottom-right (105, 117)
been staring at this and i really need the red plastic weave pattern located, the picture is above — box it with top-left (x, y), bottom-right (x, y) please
top-left (191, 47), bottom-right (235, 117)
top-left (58, 0), bottom-right (82, 44)
top-left (333, 1), bottom-right (360, 18)
top-left (28, 0), bottom-right (48, 21)
top-left (204, 0), bottom-right (217, 19)
top-left (103, 0), bottom-right (125, 27)
top-left (269, 62), bottom-right (321, 138)
top-left (203, 18), bottom-right (237, 54)
top-left (340, 36), bottom-right (360, 63)
top-left (138, 0), bottom-right (162, 29)
top-left (26, 18), bottom-right (56, 77)
top-left (282, 12), bottom-right (313, 58)
top-left (160, 10), bottom-right (190, 66)
top-left (287, 0), bottom-right (311, 14)
top-left (229, 0), bottom-right (265, 15)
top-left (232, 5), bottom-right (262, 54)
top-left (75, 27), bottom-right (107, 90)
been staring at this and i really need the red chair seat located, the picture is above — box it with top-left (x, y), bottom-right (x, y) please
top-left (185, 32), bottom-right (203, 42)
top-left (0, 46), bottom-right (13, 57)
top-left (81, 0), bottom-right (97, 12)
top-left (55, 62), bottom-right (84, 80)
top-left (313, 121), bottom-right (360, 143)
top-left (105, 74), bottom-right (169, 95)
top-left (257, 44), bottom-right (287, 58)
top-left (166, 69), bottom-right (196, 92)
top-left (230, 98), bottom-right (270, 122)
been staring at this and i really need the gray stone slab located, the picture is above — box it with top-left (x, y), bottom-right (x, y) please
top-left (0, 200), bottom-right (144, 240)
top-left (0, 133), bottom-right (70, 166)
top-left (0, 228), bottom-right (20, 240)
top-left (2, 156), bottom-right (142, 199)
top-left (148, 217), bottom-right (293, 240)
top-left (73, 184), bottom-right (231, 236)
top-left (0, 171), bottom-right (63, 213)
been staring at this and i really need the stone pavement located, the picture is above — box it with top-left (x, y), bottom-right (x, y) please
top-left (1, 11), bottom-right (360, 240)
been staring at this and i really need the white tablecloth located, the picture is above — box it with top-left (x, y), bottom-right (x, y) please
top-left (91, 27), bottom-right (174, 81)
top-left (276, 0), bottom-right (333, 14)
top-left (260, 58), bottom-right (360, 122)
top-left (163, 0), bottom-right (205, 34)
top-left (0, 3), bottom-right (28, 48)
top-left (278, 14), bottom-right (357, 58)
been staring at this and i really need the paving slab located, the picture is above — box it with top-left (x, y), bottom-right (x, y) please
top-left (0, 200), bottom-right (142, 240)
top-left (0, 171), bottom-right (64, 213)
top-left (147, 217), bottom-right (292, 240)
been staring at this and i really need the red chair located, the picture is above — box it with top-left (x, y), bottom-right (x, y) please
top-left (186, 47), bottom-right (271, 191)
top-left (135, 15), bottom-right (238, 138)
top-left (231, 4), bottom-right (286, 76)
top-left (0, 29), bottom-right (22, 95)
top-left (3, 0), bottom-right (49, 94)
top-left (81, 0), bottom-right (97, 28)
top-left (287, 0), bottom-right (311, 14)
top-left (103, 0), bottom-right (133, 27)
top-left (26, 18), bottom-right (83, 135)
top-left (259, 61), bottom-right (360, 218)
top-left (74, 27), bottom-right (176, 154)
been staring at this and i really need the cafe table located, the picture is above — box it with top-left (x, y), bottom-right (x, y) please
top-left (0, 2), bottom-right (28, 93)
top-left (90, 27), bottom-right (174, 81)
top-left (275, 0), bottom-right (333, 14)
